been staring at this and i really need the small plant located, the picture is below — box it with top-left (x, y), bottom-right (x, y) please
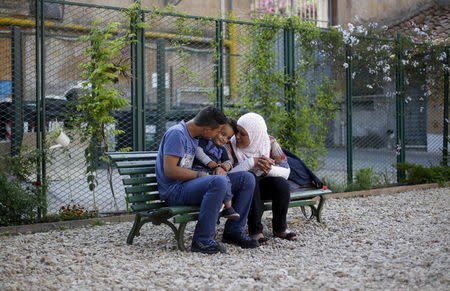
top-left (354, 168), bottom-right (377, 190)
top-left (59, 204), bottom-right (98, 220)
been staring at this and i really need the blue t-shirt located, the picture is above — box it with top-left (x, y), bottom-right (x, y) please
top-left (156, 121), bottom-right (198, 200)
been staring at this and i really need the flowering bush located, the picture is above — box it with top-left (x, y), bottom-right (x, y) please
top-left (59, 204), bottom-right (98, 220)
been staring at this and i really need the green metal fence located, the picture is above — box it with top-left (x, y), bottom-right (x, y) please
top-left (0, 0), bottom-right (448, 215)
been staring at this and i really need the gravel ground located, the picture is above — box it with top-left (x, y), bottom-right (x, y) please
top-left (1, 187), bottom-right (449, 290)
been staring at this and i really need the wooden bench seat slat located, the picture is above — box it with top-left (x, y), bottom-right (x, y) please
top-left (127, 194), bottom-right (160, 203)
top-left (119, 167), bottom-right (155, 175)
top-left (131, 202), bottom-right (166, 212)
top-left (138, 205), bottom-right (200, 218)
top-left (125, 185), bottom-right (159, 194)
top-left (263, 199), bottom-right (316, 211)
top-left (290, 189), bottom-right (332, 200)
top-left (122, 176), bottom-right (157, 185)
top-left (173, 213), bottom-right (200, 224)
top-left (116, 160), bottom-right (156, 168)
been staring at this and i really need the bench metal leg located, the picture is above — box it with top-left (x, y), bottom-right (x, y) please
top-left (305, 196), bottom-right (325, 223)
top-left (127, 215), bottom-right (143, 245)
top-left (315, 195), bottom-right (325, 223)
top-left (176, 222), bottom-right (188, 251)
top-left (300, 206), bottom-right (308, 219)
top-left (160, 220), bottom-right (189, 252)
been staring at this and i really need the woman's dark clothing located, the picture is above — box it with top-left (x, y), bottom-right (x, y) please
top-left (247, 175), bottom-right (291, 235)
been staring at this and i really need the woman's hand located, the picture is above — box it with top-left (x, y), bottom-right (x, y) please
top-left (254, 156), bottom-right (275, 174)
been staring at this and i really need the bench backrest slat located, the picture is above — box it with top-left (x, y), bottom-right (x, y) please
top-left (123, 176), bottom-right (157, 185)
top-left (127, 193), bottom-right (160, 203)
top-left (125, 185), bottom-right (159, 194)
top-left (107, 151), bottom-right (162, 213)
top-left (116, 160), bottom-right (156, 168)
top-left (118, 167), bottom-right (155, 175)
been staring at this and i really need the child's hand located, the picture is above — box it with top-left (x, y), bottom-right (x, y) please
top-left (207, 161), bottom-right (218, 169)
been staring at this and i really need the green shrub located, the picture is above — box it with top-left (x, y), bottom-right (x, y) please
top-left (354, 168), bottom-right (377, 190)
top-left (396, 163), bottom-right (450, 185)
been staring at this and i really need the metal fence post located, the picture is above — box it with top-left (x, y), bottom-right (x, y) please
top-left (215, 19), bottom-right (224, 110)
top-left (35, 0), bottom-right (47, 217)
top-left (443, 46), bottom-right (449, 166)
top-left (345, 45), bottom-right (353, 185)
top-left (131, 2), bottom-right (145, 151)
top-left (11, 26), bottom-right (23, 156)
top-left (155, 38), bottom-right (166, 146)
top-left (395, 33), bottom-right (406, 181)
top-left (284, 21), bottom-right (295, 112)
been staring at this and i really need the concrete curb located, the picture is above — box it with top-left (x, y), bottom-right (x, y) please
top-left (0, 183), bottom-right (443, 235)
top-left (328, 183), bottom-right (441, 199)
top-left (0, 214), bottom-right (134, 235)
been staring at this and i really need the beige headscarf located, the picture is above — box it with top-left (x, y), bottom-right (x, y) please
top-left (230, 112), bottom-right (271, 163)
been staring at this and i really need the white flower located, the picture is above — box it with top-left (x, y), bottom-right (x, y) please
top-left (412, 61), bottom-right (419, 67)
top-left (343, 63), bottom-right (349, 68)
top-left (381, 25), bottom-right (388, 30)
top-left (368, 22), bottom-right (378, 28)
top-left (348, 23), bottom-right (354, 33)
top-left (383, 65), bottom-right (390, 73)
top-left (389, 54), bottom-right (395, 59)
top-left (402, 59), bottom-right (409, 65)
top-left (368, 68), bottom-right (376, 74)
top-left (437, 52), bottom-right (447, 61)
top-left (356, 25), bottom-right (366, 34)
top-left (366, 84), bottom-right (373, 89)
top-left (422, 24), bottom-right (429, 31)
top-left (383, 76), bottom-right (392, 82)
top-left (367, 46), bottom-right (373, 51)
top-left (352, 72), bottom-right (356, 79)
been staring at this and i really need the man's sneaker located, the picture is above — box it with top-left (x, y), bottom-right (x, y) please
top-left (221, 206), bottom-right (240, 220)
top-left (191, 239), bottom-right (227, 254)
top-left (222, 232), bottom-right (259, 249)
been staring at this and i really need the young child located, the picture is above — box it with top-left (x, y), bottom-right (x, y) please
top-left (193, 118), bottom-right (239, 219)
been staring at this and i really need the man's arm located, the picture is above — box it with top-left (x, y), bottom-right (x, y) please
top-left (163, 155), bottom-right (203, 181)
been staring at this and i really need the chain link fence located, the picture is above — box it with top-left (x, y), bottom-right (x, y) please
top-left (0, 0), bottom-right (448, 217)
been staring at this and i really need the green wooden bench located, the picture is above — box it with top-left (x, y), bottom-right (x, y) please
top-left (107, 151), bottom-right (332, 251)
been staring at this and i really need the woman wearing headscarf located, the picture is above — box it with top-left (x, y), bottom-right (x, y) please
top-left (224, 112), bottom-right (297, 244)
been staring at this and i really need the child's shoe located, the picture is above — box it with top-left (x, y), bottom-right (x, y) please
top-left (221, 206), bottom-right (240, 219)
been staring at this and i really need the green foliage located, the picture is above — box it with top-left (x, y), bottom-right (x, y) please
top-left (0, 150), bottom-right (47, 226)
top-left (76, 1), bottom-right (148, 192)
top-left (354, 168), bottom-right (377, 190)
top-left (228, 13), bottom-right (341, 170)
top-left (396, 163), bottom-right (450, 186)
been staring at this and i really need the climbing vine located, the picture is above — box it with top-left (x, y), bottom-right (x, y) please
top-left (229, 13), bottom-right (341, 169)
top-left (76, 1), bottom-right (148, 198)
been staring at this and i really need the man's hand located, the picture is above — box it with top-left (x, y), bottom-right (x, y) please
top-left (207, 161), bottom-right (219, 169)
top-left (213, 166), bottom-right (227, 176)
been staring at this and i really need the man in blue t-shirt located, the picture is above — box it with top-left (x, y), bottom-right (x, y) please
top-left (156, 106), bottom-right (258, 254)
